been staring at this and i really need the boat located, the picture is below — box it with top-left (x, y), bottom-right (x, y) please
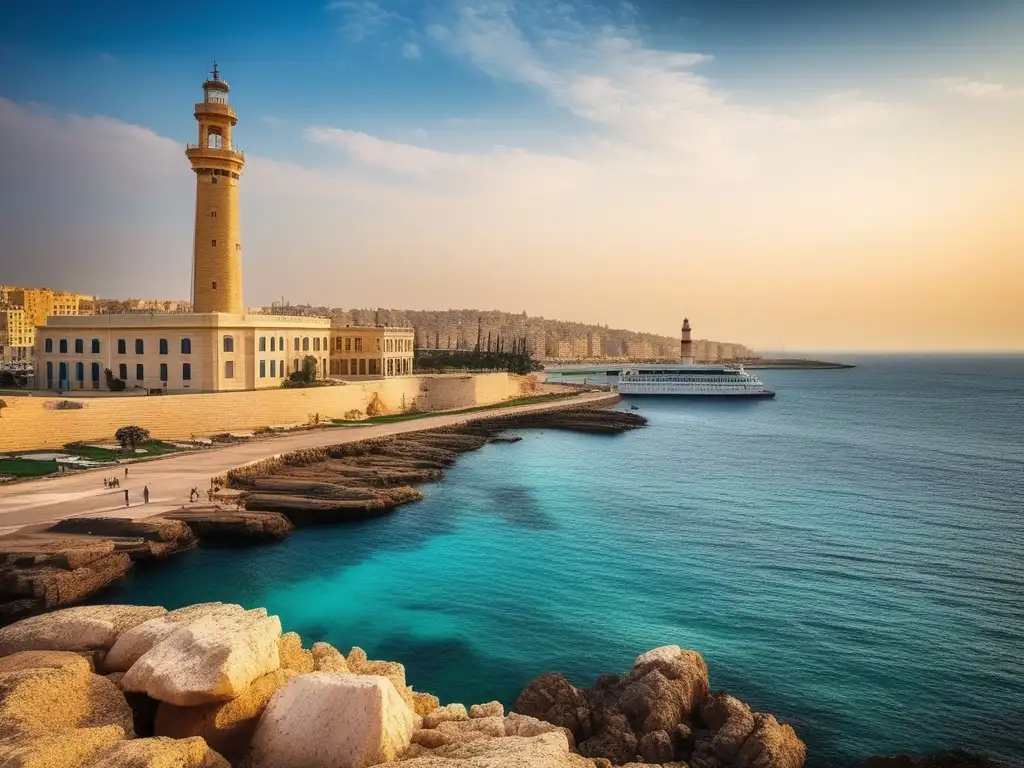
top-left (616, 363), bottom-right (775, 398)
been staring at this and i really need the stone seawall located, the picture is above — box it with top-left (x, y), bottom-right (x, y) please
top-left (0, 373), bottom-right (535, 452)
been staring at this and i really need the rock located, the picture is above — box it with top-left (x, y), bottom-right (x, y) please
top-left (674, 722), bottom-right (695, 756)
top-left (503, 711), bottom-right (572, 741)
top-left (620, 668), bottom-right (687, 735)
top-left (0, 650), bottom-right (93, 676)
top-left (122, 608), bottom-right (281, 705)
top-left (514, 672), bottom-right (592, 742)
top-left (347, 645), bottom-right (368, 665)
top-left (412, 690), bottom-right (441, 717)
top-left (412, 715), bottom-right (508, 748)
top-left (862, 753), bottom-right (1010, 768)
top-left (0, 724), bottom-right (126, 768)
top-left (123, 689), bottom-right (161, 738)
top-left (163, 509), bottom-right (293, 542)
top-left (278, 631), bottom-right (314, 673)
top-left (624, 646), bottom-right (709, 728)
top-left (311, 641), bottom-right (349, 672)
top-left (470, 700), bottom-right (504, 718)
top-left (378, 730), bottom-right (593, 768)
top-left (578, 711), bottom-right (638, 765)
top-left (1, 552), bottom-right (133, 609)
top-left (422, 702), bottom-right (469, 729)
top-left (733, 714), bottom-right (806, 768)
top-left (247, 672), bottom-right (414, 768)
top-left (48, 517), bottom-right (197, 560)
top-left (106, 603), bottom-right (248, 672)
top-left (0, 666), bottom-right (134, 736)
top-left (701, 693), bottom-right (756, 762)
top-left (154, 668), bottom-right (296, 761)
top-left (0, 604), bottom-right (166, 655)
top-left (89, 736), bottom-right (231, 767)
top-left (639, 729), bottom-right (675, 763)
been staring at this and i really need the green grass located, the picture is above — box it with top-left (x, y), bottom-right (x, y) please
top-left (330, 392), bottom-right (579, 426)
top-left (0, 458), bottom-right (59, 477)
top-left (62, 440), bottom-right (183, 461)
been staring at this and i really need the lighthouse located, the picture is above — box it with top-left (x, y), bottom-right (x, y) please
top-left (680, 318), bottom-right (694, 365)
top-left (185, 63), bottom-right (246, 314)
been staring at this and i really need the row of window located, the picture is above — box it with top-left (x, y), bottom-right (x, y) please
top-left (45, 361), bottom-right (192, 385)
top-left (257, 336), bottom-right (330, 353)
top-left (44, 338), bottom-right (194, 355)
top-left (330, 336), bottom-right (413, 353)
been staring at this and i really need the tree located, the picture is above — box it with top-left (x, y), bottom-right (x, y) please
top-left (115, 425), bottom-right (150, 451)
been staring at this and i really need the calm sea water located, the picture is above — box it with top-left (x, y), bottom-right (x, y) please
top-left (100, 356), bottom-right (1024, 767)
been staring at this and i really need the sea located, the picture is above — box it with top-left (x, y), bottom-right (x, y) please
top-left (98, 355), bottom-right (1024, 767)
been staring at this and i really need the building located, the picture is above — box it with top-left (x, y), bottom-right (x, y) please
top-left (0, 308), bottom-right (31, 361)
top-left (0, 285), bottom-right (95, 361)
top-left (626, 340), bottom-right (655, 360)
top-left (34, 65), bottom-right (334, 393)
top-left (544, 339), bottom-right (576, 360)
top-left (587, 331), bottom-right (603, 359)
top-left (328, 325), bottom-right (415, 377)
top-left (97, 298), bottom-right (193, 313)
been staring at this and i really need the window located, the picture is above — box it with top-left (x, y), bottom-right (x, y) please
top-left (119, 363), bottom-right (128, 380)
top-left (302, 337), bottom-right (310, 351)
top-left (181, 338), bottom-right (192, 354)
top-left (58, 362), bottom-right (68, 386)
top-left (323, 337), bottom-right (328, 352)
top-left (91, 339), bottom-right (100, 354)
top-left (75, 362), bottom-right (84, 382)
top-left (158, 338), bottom-right (168, 355)
top-left (210, 211), bottom-right (217, 218)
top-left (135, 339), bottom-right (144, 354)
top-left (225, 361), bottom-right (234, 379)
top-left (136, 363), bottom-right (144, 381)
top-left (345, 337), bottom-right (351, 352)
top-left (74, 339), bottom-right (83, 354)
top-left (46, 361), bottom-right (53, 387)
top-left (182, 363), bottom-right (191, 381)
top-left (59, 339), bottom-right (68, 354)
top-left (45, 338), bottom-right (53, 353)
top-left (259, 360), bottom-right (266, 378)
top-left (279, 336), bottom-right (284, 351)
top-left (159, 363), bottom-right (168, 382)
top-left (91, 362), bottom-right (100, 384)
top-left (270, 360), bottom-right (276, 377)
top-left (313, 337), bottom-right (320, 352)
top-left (294, 338), bottom-right (300, 351)
top-left (280, 360), bottom-right (284, 377)
top-left (293, 359), bottom-right (299, 372)
top-left (223, 336), bottom-right (234, 353)
top-left (259, 336), bottom-right (266, 352)
top-left (355, 338), bottom-right (363, 352)
top-left (270, 337), bottom-right (275, 352)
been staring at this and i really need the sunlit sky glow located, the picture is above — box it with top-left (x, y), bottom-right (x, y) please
top-left (0, 0), bottom-right (1022, 351)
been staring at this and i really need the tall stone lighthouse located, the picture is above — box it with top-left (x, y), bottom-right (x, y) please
top-left (680, 318), bottom-right (694, 365)
top-left (186, 63), bottom-right (245, 314)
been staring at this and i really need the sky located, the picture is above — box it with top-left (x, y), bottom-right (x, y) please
top-left (0, 0), bottom-right (1022, 352)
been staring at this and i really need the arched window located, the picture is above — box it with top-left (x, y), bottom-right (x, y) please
top-left (91, 339), bottom-right (100, 354)
top-left (270, 360), bottom-right (276, 377)
top-left (293, 338), bottom-right (300, 351)
top-left (118, 363), bottom-right (127, 380)
top-left (74, 339), bottom-right (83, 354)
top-left (58, 361), bottom-right (68, 387)
top-left (302, 337), bottom-right (310, 351)
top-left (117, 339), bottom-right (126, 354)
top-left (224, 361), bottom-right (234, 378)
top-left (313, 337), bottom-right (320, 352)
top-left (91, 362), bottom-right (100, 385)
top-left (259, 360), bottom-right (266, 378)
top-left (75, 362), bottom-right (84, 382)
top-left (280, 359), bottom-right (284, 377)
top-left (136, 364), bottom-right (144, 381)
top-left (182, 363), bottom-right (192, 381)
top-left (323, 337), bottom-right (328, 352)
top-left (207, 127), bottom-right (223, 149)
top-left (46, 361), bottom-right (53, 388)
top-left (270, 337), bottom-right (276, 352)
top-left (45, 338), bottom-right (53, 353)
top-left (59, 339), bottom-right (68, 354)
top-left (135, 339), bottom-right (144, 354)
top-left (259, 336), bottom-right (267, 352)
top-left (159, 363), bottom-right (168, 382)
top-left (279, 336), bottom-right (284, 351)
top-left (223, 336), bottom-right (234, 353)
top-left (159, 338), bottom-right (168, 355)
top-left (181, 338), bottom-right (192, 354)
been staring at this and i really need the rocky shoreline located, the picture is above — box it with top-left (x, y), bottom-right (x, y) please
top-left (0, 404), bottom-right (645, 625)
top-left (0, 602), bottom-right (1003, 768)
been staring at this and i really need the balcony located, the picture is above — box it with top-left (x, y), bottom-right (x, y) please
top-left (194, 103), bottom-right (237, 119)
top-left (185, 145), bottom-right (244, 160)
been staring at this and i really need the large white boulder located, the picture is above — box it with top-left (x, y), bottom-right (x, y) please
top-left (248, 672), bottom-right (414, 768)
top-left (106, 603), bottom-right (253, 672)
top-left (0, 605), bottom-right (166, 655)
top-left (121, 608), bottom-right (281, 706)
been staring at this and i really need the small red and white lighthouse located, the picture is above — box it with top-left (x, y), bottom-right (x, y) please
top-left (680, 318), bottom-right (694, 365)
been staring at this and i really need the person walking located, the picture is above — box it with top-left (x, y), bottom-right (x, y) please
top-left (103, 478), bottom-right (108, 488)
top-left (143, 486), bottom-right (150, 504)
top-left (124, 489), bottom-right (129, 507)
top-left (124, 467), bottom-right (129, 478)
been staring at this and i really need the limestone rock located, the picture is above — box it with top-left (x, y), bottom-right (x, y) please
top-left (503, 711), bottom-right (572, 740)
top-left (347, 645), bottom-right (368, 665)
top-left (89, 735), bottom-right (231, 767)
top-left (106, 603), bottom-right (249, 672)
top-left (412, 715), bottom-right (508, 748)
top-left (0, 650), bottom-right (92, 676)
top-left (0, 666), bottom-right (134, 736)
top-left (0, 724), bottom-right (126, 768)
top-left (278, 631), bottom-right (314, 673)
top-left (0, 604), bottom-right (166, 655)
top-left (423, 702), bottom-right (469, 729)
top-left (470, 700), bottom-right (504, 718)
top-left (379, 731), bottom-right (593, 768)
top-left (639, 729), bottom-right (675, 763)
top-left (122, 608), bottom-right (281, 705)
top-left (733, 714), bottom-right (806, 768)
top-left (154, 668), bottom-right (296, 761)
top-left (311, 641), bottom-right (349, 672)
top-left (620, 668), bottom-right (687, 735)
top-left (412, 690), bottom-right (441, 717)
top-left (247, 672), bottom-right (414, 768)
top-left (514, 671), bottom-right (592, 742)
top-left (578, 711), bottom-right (638, 765)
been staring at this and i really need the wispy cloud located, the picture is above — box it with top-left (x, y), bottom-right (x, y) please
top-left (934, 76), bottom-right (1024, 101)
top-left (402, 41), bottom-right (422, 59)
top-left (326, 0), bottom-right (408, 41)
top-left (261, 115), bottom-right (284, 128)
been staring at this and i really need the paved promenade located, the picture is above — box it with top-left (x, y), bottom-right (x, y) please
top-left (0, 392), bottom-right (617, 534)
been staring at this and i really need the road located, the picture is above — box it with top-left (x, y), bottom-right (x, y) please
top-left (0, 392), bottom-right (617, 534)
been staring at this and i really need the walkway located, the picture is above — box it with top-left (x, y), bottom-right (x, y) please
top-left (0, 392), bottom-right (617, 534)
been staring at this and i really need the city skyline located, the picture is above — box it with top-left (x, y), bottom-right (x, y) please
top-left (0, 0), bottom-right (1022, 352)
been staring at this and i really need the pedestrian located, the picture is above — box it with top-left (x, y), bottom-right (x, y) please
top-left (124, 489), bottom-right (129, 507)
top-left (143, 485), bottom-right (150, 504)
top-left (124, 467), bottom-right (129, 478)
top-left (103, 478), bottom-right (108, 488)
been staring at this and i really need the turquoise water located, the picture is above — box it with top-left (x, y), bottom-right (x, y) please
top-left (100, 356), bottom-right (1024, 767)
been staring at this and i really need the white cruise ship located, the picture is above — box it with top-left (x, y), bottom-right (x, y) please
top-left (616, 363), bottom-right (775, 398)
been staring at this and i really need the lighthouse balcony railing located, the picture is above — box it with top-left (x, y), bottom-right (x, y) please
top-left (186, 145), bottom-right (244, 159)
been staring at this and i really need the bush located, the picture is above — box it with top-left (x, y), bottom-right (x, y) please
top-left (115, 425), bottom-right (151, 451)
top-left (54, 399), bottom-right (84, 410)
top-left (104, 368), bottom-right (127, 392)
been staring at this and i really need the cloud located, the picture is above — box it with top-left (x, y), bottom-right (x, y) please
top-left (934, 77), bottom-right (1024, 101)
top-left (306, 126), bottom-right (457, 173)
top-left (402, 41), bottom-right (422, 59)
top-left (326, 0), bottom-right (408, 41)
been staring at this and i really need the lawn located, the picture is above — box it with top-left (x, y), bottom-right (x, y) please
top-left (0, 458), bottom-right (59, 478)
top-left (63, 440), bottom-right (184, 461)
top-left (330, 392), bottom-right (579, 426)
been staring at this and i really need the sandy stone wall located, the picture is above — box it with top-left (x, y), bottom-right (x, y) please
top-left (0, 373), bottom-right (535, 452)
